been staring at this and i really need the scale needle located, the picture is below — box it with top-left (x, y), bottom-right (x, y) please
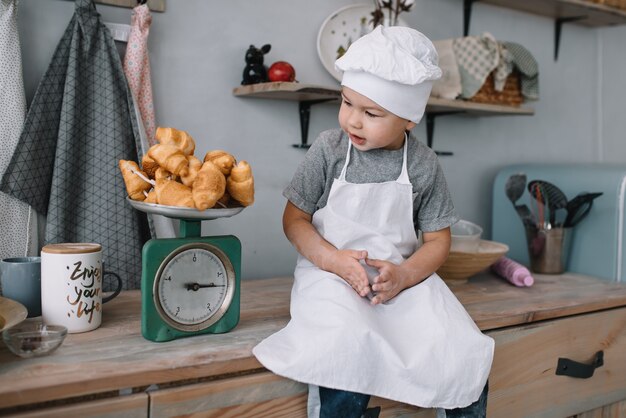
top-left (185, 282), bottom-right (225, 291)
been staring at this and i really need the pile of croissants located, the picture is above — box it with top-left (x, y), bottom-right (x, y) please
top-left (119, 127), bottom-right (254, 210)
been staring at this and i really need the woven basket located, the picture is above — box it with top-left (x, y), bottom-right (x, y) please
top-left (437, 240), bottom-right (509, 283)
top-left (469, 71), bottom-right (524, 107)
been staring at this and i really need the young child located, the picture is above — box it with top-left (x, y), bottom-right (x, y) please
top-left (253, 26), bottom-right (494, 418)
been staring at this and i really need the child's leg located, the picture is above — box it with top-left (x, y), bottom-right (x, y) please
top-left (441, 381), bottom-right (489, 418)
top-left (318, 386), bottom-right (371, 418)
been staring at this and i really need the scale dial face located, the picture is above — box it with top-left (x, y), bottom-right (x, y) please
top-left (153, 243), bottom-right (235, 332)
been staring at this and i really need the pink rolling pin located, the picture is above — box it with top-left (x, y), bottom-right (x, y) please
top-left (491, 257), bottom-right (534, 287)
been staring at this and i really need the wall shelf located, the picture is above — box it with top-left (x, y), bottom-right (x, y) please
top-left (233, 82), bottom-right (534, 152)
top-left (233, 82), bottom-right (341, 148)
top-left (463, 0), bottom-right (626, 59)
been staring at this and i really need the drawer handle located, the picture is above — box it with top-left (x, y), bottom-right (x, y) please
top-left (556, 350), bottom-right (604, 379)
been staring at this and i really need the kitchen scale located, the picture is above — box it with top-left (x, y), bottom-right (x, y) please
top-left (128, 198), bottom-right (243, 342)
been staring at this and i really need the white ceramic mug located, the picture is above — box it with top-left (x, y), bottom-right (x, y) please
top-left (41, 243), bottom-right (121, 333)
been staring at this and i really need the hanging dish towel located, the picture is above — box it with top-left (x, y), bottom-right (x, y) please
top-left (123, 3), bottom-right (174, 239)
top-left (123, 3), bottom-right (156, 145)
top-left (453, 33), bottom-right (501, 99)
top-left (0, 0), bottom-right (149, 289)
top-left (432, 39), bottom-right (462, 100)
top-left (503, 41), bottom-right (539, 100)
top-left (0, 0), bottom-right (40, 261)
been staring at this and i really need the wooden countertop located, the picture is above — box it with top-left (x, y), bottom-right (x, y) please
top-left (1, 273), bottom-right (626, 409)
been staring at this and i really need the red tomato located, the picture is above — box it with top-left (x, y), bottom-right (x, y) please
top-left (268, 61), bottom-right (296, 82)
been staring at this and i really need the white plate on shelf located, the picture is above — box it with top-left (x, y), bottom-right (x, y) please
top-left (317, 4), bottom-right (407, 82)
top-left (126, 197), bottom-right (244, 220)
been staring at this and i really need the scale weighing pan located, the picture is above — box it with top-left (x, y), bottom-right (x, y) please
top-left (127, 197), bottom-right (245, 342)
top-left (126, 197), bottom-right (244, 220)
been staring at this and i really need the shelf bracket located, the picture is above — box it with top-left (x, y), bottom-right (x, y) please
top-left (295, 99), bottom-right (336, 149)
top-left (463, 0), bottom-right (480, 36)
top-left (554, 16), bottom-right (587, 61)
top-left (425, 112), bottom-right (462, 156)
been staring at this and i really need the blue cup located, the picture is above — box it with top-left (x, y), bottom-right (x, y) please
top-left (0, 257), bottom-right (42, 317)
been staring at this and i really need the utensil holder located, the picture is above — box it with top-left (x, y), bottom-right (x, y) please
top-left (525, 227), bottom-right (572, 274)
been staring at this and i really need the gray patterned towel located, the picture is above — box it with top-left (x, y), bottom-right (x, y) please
top-left (503, 41), bottom-right (539, 100)
top-left (0, 0), bottom-right (149, 289)
top-left (0, 0), bottom-right (40, 260)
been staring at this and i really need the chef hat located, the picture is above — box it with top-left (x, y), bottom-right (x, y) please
top-left (335, 25), bottom-right (442, 123)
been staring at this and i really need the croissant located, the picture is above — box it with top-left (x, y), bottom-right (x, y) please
top-left (181, 155), bottom-right (203, 187)
top-left (148, 143), bottom-right (189, 177)
top-left (144, 189), bottom-right (157, 204)
top-left (154, 167), bottom-right (174, 181)
top-left (192, 161), bottom-right (226, 210)
top-left (204, 150), bottom-right (236, 176)
top-left (119, 160), bottom-right (153, 201)
top-left (215, 191), bottom-right (230, 208)
top-left (155, 179), bottom-right (194, 208)
top-left (141, 153), bottom-right (159, 179)
top-left (155, 127), bottom-right (196, 156)
top-left (226, 160), bottom-right (254, 206)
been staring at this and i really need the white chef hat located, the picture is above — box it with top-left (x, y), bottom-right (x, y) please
top-left (335, 25), bottom-right (442, 123)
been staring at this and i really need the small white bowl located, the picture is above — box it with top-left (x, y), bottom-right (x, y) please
top-left (450, 220), bottom-right (483, 252)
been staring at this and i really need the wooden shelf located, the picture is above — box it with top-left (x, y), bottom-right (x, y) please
top-left (233, 82), bottom-right (534, 116)
top-left (475, 0), bottom-right (626, 27)
top-left (233, 82), bottom-right (534, 153)
top-left (427, 97), bottom-right (534, 116)
top-left (233, 82), bottom-right (341, 102)
top-left (463, 0), bottom-right (626, 59)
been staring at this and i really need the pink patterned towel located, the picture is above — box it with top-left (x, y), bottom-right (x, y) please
top-left (123, 4), bottom-right (156, 144)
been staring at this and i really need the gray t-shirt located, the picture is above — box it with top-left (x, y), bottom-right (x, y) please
top-left (283, 129), bottom-right (458, 232)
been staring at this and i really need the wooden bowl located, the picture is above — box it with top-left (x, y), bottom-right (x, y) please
top-left (437, 240), bottom-right (509, 283)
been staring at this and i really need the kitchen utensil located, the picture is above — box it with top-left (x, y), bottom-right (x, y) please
top-left (129, 201), bottom-right (243, 342)
top-left (564, 192), bottom-right (603, 227)
top-left (505, 173), bottom-right (526, 203)
top-left (505, 174), bottom-right (534, 227)
top-left (3, 321), bottom-right (67, 358)
top-left (528, 180), bottom-right (568, 227)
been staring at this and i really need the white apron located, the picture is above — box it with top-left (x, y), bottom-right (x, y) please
top-left (253, 139), bottom-right (494, 409)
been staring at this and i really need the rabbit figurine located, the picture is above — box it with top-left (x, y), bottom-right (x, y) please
top-left (241, 44), bottom-right (271, 85)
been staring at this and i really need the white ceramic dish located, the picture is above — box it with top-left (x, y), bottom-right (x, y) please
top-left (126, 197), bottom-right (244, 220)
top-left (317, 4), bottom-right (407, 82)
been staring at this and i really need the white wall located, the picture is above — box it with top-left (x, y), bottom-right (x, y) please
top-left (15, 0), bottom-right (626, 279)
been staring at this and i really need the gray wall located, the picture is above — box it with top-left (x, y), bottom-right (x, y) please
top-left (16, 0), bottom-right (626, 279)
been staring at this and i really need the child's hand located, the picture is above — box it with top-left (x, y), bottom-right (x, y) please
top-left (328, 249), bottom-right (371, 297)
top-left (365, 258), bottom-right (408, 305)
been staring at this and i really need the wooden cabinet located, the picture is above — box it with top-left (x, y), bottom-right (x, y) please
top-left (0, 273), bottom-right (625, 417)
top-left (488, 307), bottom-right (626, 417)
top-left (9, 394), bottom-right (148, 418)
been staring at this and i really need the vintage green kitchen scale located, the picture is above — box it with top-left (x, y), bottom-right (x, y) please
top-left (128, 198), bottom-right (243, 342)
